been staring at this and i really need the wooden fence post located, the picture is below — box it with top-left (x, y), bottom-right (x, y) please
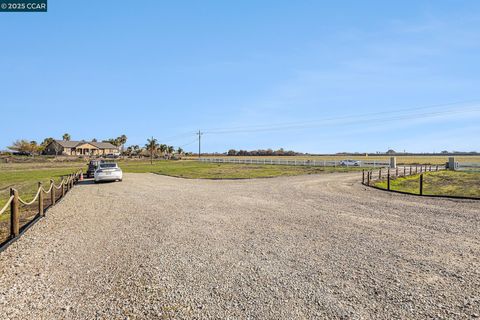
top-left (10, 188), bottom-right (19, 238)
top-left (362, 170), bottom-right (365, 184)
top-left (367, 171), bottom-right (370, 185)
top-left (404, 166), bottom-right (406, 176)
top-left (387, 169), bottom-right (391, 190)
top-left (51, 179), bottom-right (56, 205)
top-left (61, 177), bottom-right (65, 197)
top-left (436, 165), bottom-right (439, 171)
top-left (419, 174), bottom-right (424, 196)
top-left (38, 182), bottom-right (44, 216)
top-left (379, 168), bottom-right (382, 180)
top-left (396, 167), bottom-right (399, 177)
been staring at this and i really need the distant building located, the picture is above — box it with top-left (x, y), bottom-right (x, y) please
top-left (43, 140), bottom-right (119, 156)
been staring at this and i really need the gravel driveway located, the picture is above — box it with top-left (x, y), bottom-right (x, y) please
top-left (0, 173), bottom-right (479, 319)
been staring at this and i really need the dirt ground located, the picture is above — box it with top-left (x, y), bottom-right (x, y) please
top-left (0, 173), bottom-right (478, 319)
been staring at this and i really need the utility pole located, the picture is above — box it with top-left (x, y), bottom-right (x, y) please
top-left (197, 130), bottom-right (203, 158)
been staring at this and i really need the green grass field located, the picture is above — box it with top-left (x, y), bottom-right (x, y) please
top-left (374, 171), bottom-right (480, 198)
top-left (119, 160), bottom-right (364, 178)
top-left (0, 164), bottom-right (83, 208)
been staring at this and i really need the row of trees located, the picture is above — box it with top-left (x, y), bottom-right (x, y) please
top-left (226, 148), bottom-right (298, 156)
top-left (145, 138), bottom-right (184, 163)
top-left (102, 135), bottom-right (128, 152)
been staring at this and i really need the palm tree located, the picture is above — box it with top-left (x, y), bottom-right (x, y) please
top-left (132, 145), bottom-right (140, 156)
top-left (159, 144), bottom-right (167, 158)
top-left (62, 133), bottom-right (71, 141)
top-left (145, 137), bottom-right (159, 164)
top-left (118, 134), bottom-right (127, 153)
top-left (167, 145), bottom-right (175, 158)
top-left (177, 147), bottom-right (184, 155)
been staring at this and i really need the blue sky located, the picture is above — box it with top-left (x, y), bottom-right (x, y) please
top-left (1, 1), bottom-right (479, 153)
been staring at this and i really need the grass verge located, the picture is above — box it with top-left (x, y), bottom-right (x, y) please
top-left (374, 171), bottom-right (480, 198)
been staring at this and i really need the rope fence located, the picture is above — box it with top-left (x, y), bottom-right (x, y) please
top-left (0, 169), bottom-right (83, 246)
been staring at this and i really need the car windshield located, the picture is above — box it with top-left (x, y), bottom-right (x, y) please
top-left (99, 163), bottom-right (117, 168)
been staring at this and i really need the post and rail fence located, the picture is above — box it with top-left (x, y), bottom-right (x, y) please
top-left (0, 169), bottom-right (83, 248)
top-left (361, 162), bottom-right (479, 200)
top-left (198, 157), bottom-right (391, 168)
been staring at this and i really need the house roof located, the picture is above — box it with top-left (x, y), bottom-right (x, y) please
top-left (54, 140), bottom-right (81, 148)
top-left (90, 141), bottom-right (118, 149)
top-left (54, 140), bottom-right (117, 149)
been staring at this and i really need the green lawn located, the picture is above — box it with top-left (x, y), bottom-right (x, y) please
top-left (374, 171), bottom-right (480, 198)
top-left (0, 165), bottom-right (83, 208)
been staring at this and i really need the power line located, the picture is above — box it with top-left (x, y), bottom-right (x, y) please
top-left (203, 99), bottom-right (480, 134)
top-left (147, 99), bottom-right (480, 151)
top-left (161, 131), bottom-right (198, 143)
top-left (203, 105), bottom-right (480, 135)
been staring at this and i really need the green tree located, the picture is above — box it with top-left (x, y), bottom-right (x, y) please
top-left (159, 144), bottom-right (167, 157)
top-left (118, 134), bottom-right (127, 153)
top-left (62, 133), bottom-right (71, 141)
top-left (145, 138), bottom-right (159, 164)
top-left (132, 145), bottom-right (140, 155)
top-left (167, 145), bottom-right (175, 158)
top-left (8, 140), bottom-right (40, 155)
top-left (41, 137), bottom-right (54, 146)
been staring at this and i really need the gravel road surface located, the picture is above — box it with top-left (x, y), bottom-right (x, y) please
top-left (0, 173), bottom-right (479, 319)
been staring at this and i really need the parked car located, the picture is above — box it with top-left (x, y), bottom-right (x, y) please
top-left (94, 162), bottom-right (123, 183)
top-left (86, 160), bottom-right (100, 178)
top-left (339, 159), bottom-right (361, 166)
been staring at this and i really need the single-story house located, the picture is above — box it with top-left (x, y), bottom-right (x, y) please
top-left (43, 140), bottom-right (119, 156)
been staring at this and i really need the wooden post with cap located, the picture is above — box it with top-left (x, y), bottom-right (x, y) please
top-left (51, 179), bottom-right (56, 205)
top-left (419, 174), bottom-right (424, 195)
top-left (38, 182), bottom-right (44, 216)
top-left (387, 169), bottom-right (391, 190)
top-left (10, 188), bottom-right (19, 238)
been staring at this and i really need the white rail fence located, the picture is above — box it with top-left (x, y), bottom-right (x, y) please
top-left (198, 158), bottom-right (390, 168)
top-left (457, 162), bottom-right (480, 171)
